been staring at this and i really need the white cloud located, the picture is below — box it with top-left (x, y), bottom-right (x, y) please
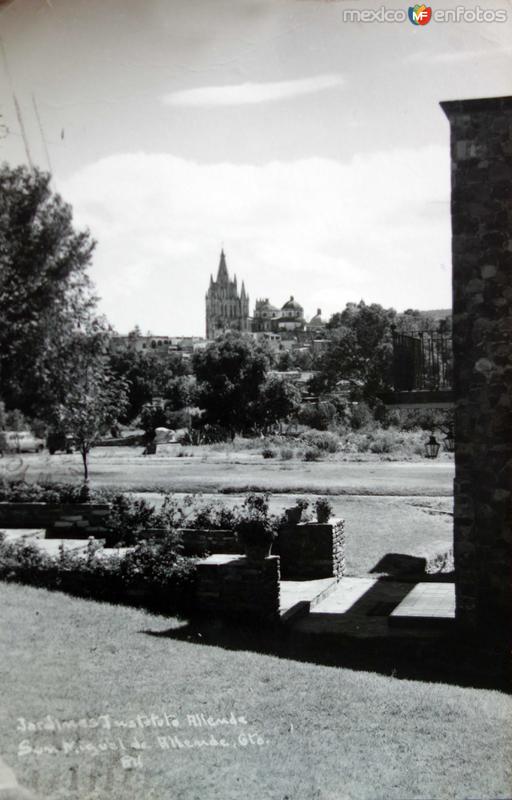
top-left (60, 146), bottom-right (451, 336)
top-left (406, 45), bottom-right (512, 64)
top-left (162, 74), bottom-right (345, 107)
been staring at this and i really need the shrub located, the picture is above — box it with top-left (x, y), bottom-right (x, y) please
top-left (261, 448), bottom-right (276, 459)
top-left (0, 531), bottom-right (197, 613)
top-left (242, 493), bottom-right (271, 516)
top-left (303, 447), bottom-right (322, 462)
top-left (349, 402), bottom-right (374, 431)
top-left (0, 480), bottom-right (86, 504)
top-left (234, 493), bottom-right (277, 554)
top-left (302, 430), bottom-right (339, 453)
top-left (297, 401), bottom-right (337, 431)
top-left (182, 499), bottom-right (239, 531)
top-left (368, 432), bottom-right (395, 454)
top-left (279, 447), bottom-right (294, 461)
top-left (315, 498), bottom-right (333, 523)
top-left (105, 493), bottom-right (161, 546)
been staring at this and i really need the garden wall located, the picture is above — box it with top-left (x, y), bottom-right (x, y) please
top-left (0, 503), bottom-right (111, 538)
top-left (143, 527), bottom-right (240, 556)
top-left (178, 528), bottom-right (240, 556)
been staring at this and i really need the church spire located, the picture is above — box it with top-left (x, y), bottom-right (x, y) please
top-left (216, 249), bottom-right (229, 284)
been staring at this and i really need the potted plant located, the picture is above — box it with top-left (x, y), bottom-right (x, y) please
top-left (285, 498), bottom-right (309, 525)
top-left (315, 498), bottom-right (333, 524)
top-left (235, 511), bottom-right (276, 562)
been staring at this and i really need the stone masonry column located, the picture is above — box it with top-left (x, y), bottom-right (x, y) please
top-left (440, 97), bottom-right (512, 648)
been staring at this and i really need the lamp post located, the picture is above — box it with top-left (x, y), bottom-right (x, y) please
top-left (443, 425), bottom-right (455, 453)
top-left (424, 433), bottom-right (441, 459)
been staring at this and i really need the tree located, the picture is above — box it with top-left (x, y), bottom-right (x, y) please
top-left (164, 375), bottom-right (196, 411)
top-left (53, 328), bottom-right (128, 482)
top-left (109, 349), bottom-right (190, 423)
top-left (314, 301), bottom-right (397, 403)
top-left (192, 334), bottom-right (270, 439)
top-left (256, 376), bottom-right (301, 432)
top-left (0, 164), bottom-right (97, 418)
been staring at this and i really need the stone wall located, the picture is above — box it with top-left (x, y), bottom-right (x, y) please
top-left (143, 528), bottom-right (240, 556)
top-left (441, 96), bottom-right (512, 645)
top-left (276, 518), bottom-right (345, 581)
top-left (196, 554), bottom-right (280, 623)
top-left (178, 528), bottom-right (240, 556)
top-left (0, 502), bottom-right (111, 538)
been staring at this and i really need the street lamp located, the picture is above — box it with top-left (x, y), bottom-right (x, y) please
top-left (424, 434), bottom-right (441, 459)
top-left (443, 425), bottom-right (455, 453)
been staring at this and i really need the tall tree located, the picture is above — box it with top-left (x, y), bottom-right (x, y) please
top-left (313, 301), bottom-right (397, 402)
top-left (256, 375), bottom-right (301, 432)
top-left (0, 164), bottom-right (97, 417)
top-left (109, 349), bottom-right (190, 423)
top-left (192, 334), bottom-right (270, 439)
top-left (53, 328), bottom-right (128, 482)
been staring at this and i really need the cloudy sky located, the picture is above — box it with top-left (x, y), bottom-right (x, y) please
top-left (1, 0), bottom-right (511, 335)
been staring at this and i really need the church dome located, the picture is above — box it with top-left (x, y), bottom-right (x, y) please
top-left (309, 308), bottom-right (324, 327)
top-left (281, 295), bottom-right (303, 312)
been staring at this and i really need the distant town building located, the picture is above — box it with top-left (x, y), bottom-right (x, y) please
top-left (110, 333), bottom-right (205, 358)
top-left (205, 251), bottom-right (327, 348)
top-left (205, 250), bottom-right (250, 340)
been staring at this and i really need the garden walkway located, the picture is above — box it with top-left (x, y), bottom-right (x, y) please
top-left (283, 576), bottom-right (455, 638)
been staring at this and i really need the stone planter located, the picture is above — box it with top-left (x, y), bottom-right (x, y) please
top-left (285, 507), bottom-right (303, 525)
top-left (277, 518), bottom-right (345, 581)
top-left (196, 554), bottom-right (280, 623)
top-left (243, 543), bottom-right (272, 562)
top-left (236, 523), bottom-right (275, 564)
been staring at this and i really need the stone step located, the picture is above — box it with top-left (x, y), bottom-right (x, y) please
top-left (280, 577), bottom-right (339, 624)
top-left (290, 577), bottom-right (455, 639)
top-left (389, 582), bottom-right (455, 629)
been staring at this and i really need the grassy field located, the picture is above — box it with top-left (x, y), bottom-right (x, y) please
top-left (3, 447), bottom-right (454, 496)
top-left (1, 583), bottom-right (510, 800)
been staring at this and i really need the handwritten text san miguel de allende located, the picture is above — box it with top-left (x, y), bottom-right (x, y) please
top-left (16, 712), bottom-right (268, 768)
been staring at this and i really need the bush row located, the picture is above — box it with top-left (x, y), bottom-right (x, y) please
top-left (0, 532), bottom-right (197, 613)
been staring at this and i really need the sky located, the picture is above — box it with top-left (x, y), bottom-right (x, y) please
top-left (1, 0), bottom-right (511, 336)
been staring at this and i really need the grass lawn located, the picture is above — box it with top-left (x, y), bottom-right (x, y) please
top-left (1, 583), bottom-right (510, 800)
top-left (7, 448), bottom-right (454, 496)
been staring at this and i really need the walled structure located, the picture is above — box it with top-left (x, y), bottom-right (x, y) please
top-left (196, 554), bottom-right (280, 623)
top-left (441, 96), bottom-right (512, 650)
top-left (277, 519), bottom-right (345, 581)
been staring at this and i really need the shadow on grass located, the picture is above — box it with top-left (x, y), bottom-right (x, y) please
top-left (140, 566), bottom-right (509, 695)
top-left (141, 615), bottom-right (509, 692)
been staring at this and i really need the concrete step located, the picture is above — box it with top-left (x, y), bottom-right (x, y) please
top-left (389, 582), bottom-right (455, 629)
top-left (290, 577), bottom-right (456, 639)
top-left (280, 577), bottom-right (339, 624)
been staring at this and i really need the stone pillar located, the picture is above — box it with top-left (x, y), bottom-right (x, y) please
top-left (277, 519), bottom-right (345, 581)
top-left (196, 554), bottom-right (280, 623)
top-left (441, 97), bottom-right (512, 646)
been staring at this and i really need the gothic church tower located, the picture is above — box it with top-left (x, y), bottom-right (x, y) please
top-left (205, 250), bottom-right (250, 340)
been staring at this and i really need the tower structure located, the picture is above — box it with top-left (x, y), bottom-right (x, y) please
top-left (205, 250), bottom-right (250, 340)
